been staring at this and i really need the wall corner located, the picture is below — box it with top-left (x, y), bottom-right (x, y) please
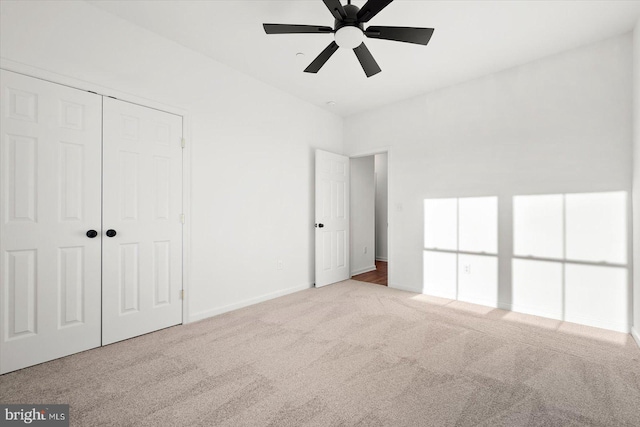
top-left (633, 18), bottom-right (640, 335)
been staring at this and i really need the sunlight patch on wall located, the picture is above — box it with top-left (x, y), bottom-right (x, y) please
top-left (565, 264), bottom-right (628, 331)
top-left (512, 259), bottom-right (563, 320)
top-left (423, 198), bottom-right (457, 250)
top-left (565, 192), bottom-right (627, 264)
top-left (423, 251), bottom-right (457, 300)
top-left (514, 194), bottom-right (563, 259)
top-left (458, 197), bottom-right (498, 254)
top-left (512, 191), bottom-right (629, 332)
top-left (423, 197), bottom-right (498, 307)
top-left (458, 254), bottom-right (498, 307)
top-left (423, 191), bottom-right (630, 333)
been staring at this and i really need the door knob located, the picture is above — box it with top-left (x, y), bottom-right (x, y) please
top-left (86, 230), bottom-right (98, 238)
top-left (315, 223), bottom-right (324, 228)
top-left (106, 229), bottom-right (117, 237)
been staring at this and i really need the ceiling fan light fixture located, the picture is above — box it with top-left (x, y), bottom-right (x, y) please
top-left (334, 26), bottom-right (363, 49)
top-left (263, 0), bottom-right (434, 77)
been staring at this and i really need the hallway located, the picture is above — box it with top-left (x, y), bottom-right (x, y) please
top-left (351, 261), bottom-right (388, 286)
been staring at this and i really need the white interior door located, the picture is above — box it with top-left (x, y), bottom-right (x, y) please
top-left (0, 70), bottom-right (102, 374)
top-left (102, 98), bottom-right (182, 345)
top-left (315, 149), bottom-right (350, 287)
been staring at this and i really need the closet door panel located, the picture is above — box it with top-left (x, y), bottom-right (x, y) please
top-left (0, 70), bottom-right (102, 374)
top-left (102, 98), bottom-right (182, 345)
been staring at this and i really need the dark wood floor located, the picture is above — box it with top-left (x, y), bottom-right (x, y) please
top-left (351, 261), bottom-right (388, 286)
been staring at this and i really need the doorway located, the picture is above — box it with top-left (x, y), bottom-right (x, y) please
top-left (350, 152), bottom-right (388, 286)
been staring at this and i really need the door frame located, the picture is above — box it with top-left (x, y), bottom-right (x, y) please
top-left (348, 147), bottom-right (392, 286)
top-left (0, 60), bottom-right (193, 325)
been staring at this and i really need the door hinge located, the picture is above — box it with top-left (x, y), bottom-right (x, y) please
top-left (180, 213), bottom-right (185, 224)
top-left (181, 137), bottom-right (186, 149)
top-left (180, 290), bottom-right (184, 299)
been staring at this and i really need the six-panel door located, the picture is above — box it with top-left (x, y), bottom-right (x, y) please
top-left (0, 71), bottom-right (184, 373)
top-left (0, 70), bottom-right (102, 374)
top-left (101, 98), bottom-right (183, 345)
top-left (315, 149), bottom-right (350, 287)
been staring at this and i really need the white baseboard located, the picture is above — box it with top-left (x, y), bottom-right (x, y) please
top-left (420, 288), bottom-right (456, 300)
top-left (457, 297), bottom-right (498, 309)
top-left (499, 302), bottom-right (629, 333)
top-left (375, 257), bottom-right (388, 262)
top-left (499, 302), bottom-right (563, 323)
top-left (562, 314), bottom-right (629, 334)
top-left (351, 265), bottom-right (376, 276)
top-left (388, 283), bottom-right (420, 294)
top-left (421, 288), bottom-right (456, 300)
top-left (632, 327), bottom-right (640, 348)
top-left (188, 283), bottom-right (312, 323)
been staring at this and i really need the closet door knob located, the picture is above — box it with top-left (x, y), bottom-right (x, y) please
top-left (86, 230), bottom-right (98, 238)
top-left (106, 229), bottom-right (117, 237)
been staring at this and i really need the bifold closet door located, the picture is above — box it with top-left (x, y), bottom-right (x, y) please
top-left (101, 98), bottom-right (183, 345)
top-left (0, 70), bottom-right (102, 374)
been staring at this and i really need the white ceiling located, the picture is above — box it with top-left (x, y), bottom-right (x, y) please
top-left (88, 0), bottom-right (640, 117)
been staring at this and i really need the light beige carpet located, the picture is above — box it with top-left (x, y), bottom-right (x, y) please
top-left (1, 280), bottom-right (639, 426)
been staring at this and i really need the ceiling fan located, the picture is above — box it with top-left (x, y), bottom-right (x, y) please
top-left (263, 0), bottom-right (434, 78)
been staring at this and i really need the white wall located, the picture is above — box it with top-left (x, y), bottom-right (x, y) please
top-left (345, 35), bottom-right (633, 332)
top-left (0, 1), bottom-right (343, 322)
top-left (375, 153), bottom-right (388, 261)
top-left (633, 19), bottom-right (640, 344)
top-left (350, 156), bottom-right (375, 275)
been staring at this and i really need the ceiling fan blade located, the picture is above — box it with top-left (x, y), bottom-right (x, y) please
top-left (323, 0), bottom-right (347, 21)
top-left (304, 41), bottom-right (340, 73)
top-left (365, 26), bottom-right (434, 45)
top-left (353, 43), bottom-right (381, 77)
top-left (263, 24), bottom-right (333, 34)
top-left (356, 0), bottom-right (394, 23)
